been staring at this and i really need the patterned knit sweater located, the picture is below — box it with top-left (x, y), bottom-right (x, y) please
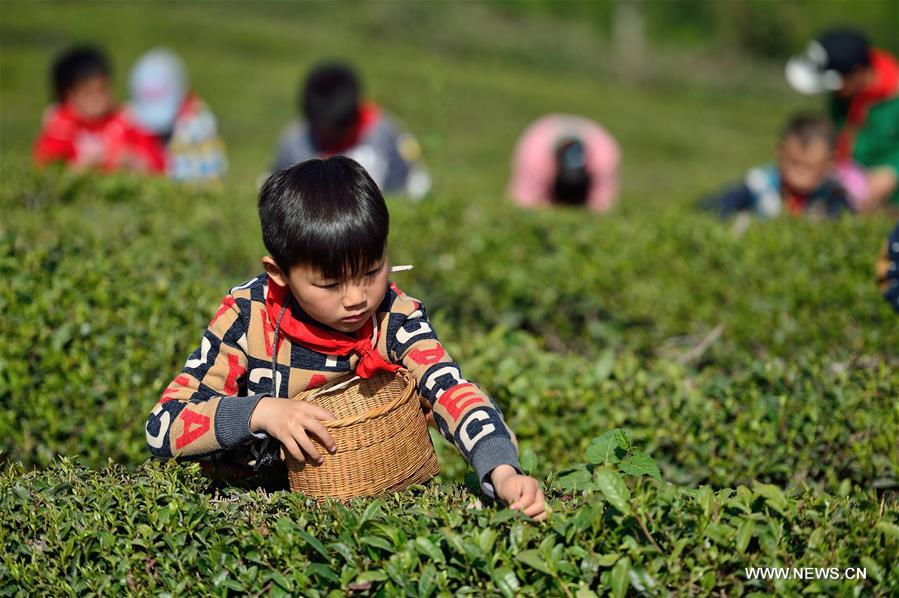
top-left (145, 274), bottom-right (520, 496)
top-left (878, 223), bottom-right (899, 313)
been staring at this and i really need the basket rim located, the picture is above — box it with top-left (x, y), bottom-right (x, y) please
top-left (292, 369), bottom-right (418, 430)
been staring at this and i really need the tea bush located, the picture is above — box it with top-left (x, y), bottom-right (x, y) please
top-left (2, 459), bottom-right (896, 596)
top-left (2, 168), bottom-right (897, 595)
top-left (391, 197), bottom-right (897, 363)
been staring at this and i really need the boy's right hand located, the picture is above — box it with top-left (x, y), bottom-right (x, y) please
top-left (249, 398), bottom-right (337, 464)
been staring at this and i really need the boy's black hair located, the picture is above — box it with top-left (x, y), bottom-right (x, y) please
top-left (780, 112), bottom-right (836, 149)
top-left (51, 45), bottom-right (111, 102)
top-left (259, 156), bottom-right (389, 280)
top-left (300, 61), bottom-right (361, 132)
top-left (551, 137), bottom-right (591, 205)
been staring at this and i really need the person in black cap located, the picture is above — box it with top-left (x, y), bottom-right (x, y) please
top-left (786, 28), bottom-right (898, 210)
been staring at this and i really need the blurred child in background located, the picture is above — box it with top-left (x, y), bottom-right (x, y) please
top-left (787, 28), bottom-right (898, 210)
top-left (877, 223), bottom-right (899, 312)
top-left (33, 45), bottom-right (165, 173)
top-left (129, 48), bottom-right (227, 184)
top-left (507, 114), bottom-right (620, 212)
top-left (702, 113), bottom-right (852, 219)
top-left (272, 61), bottom-right (430, 200)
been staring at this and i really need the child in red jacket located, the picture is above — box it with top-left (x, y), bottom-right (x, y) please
top-left (33, 46), bottom-right (165, 173)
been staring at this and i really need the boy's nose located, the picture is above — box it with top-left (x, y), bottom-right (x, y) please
top-left (343, 285), bottom-right (367, 309)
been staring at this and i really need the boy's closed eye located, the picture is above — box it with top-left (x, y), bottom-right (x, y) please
top-left (314, 264), bottom-right (383, 290)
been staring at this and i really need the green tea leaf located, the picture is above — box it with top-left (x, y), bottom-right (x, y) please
top-left (308, 563), bottom-right (340, 584)
top-left (418, 564), bottom-right (437, 598)
top-left (735, 520), bottom-right (754, 554)
top-left (297, 530), bottom-right (329, 561)
top-left (414, 537), bottom-right (445, 564)
top-left (753, 482), bottom-right (788, 515)
top-left (356, 569), bottom-right (388, 583)
top-left (860, 556), bottom-right (883, 583)
top-left (479, 528), bottom-right (498, 554)
top-left (519, 448), bottom-right (537, 475)
top-left (269, 571), bottom-right (292, 591)
top-left (610, 557), bottom-right (630, 598)
top-left (558, 467), bottom-right (597, 492)
top-left (491, 509), bottom-right (518, 524)
top-left (617, 451), bottom-right (661, 480)
top-left (361, 535), bottom-right (393, 552)
top-left (586, 431), bottom-right (620, 465)
top-left (596, 553), bottom-right (621, 567)
top-left (594, 467), bottom-right (632, 515)
top-left (361, 499), bottom-right (384, 523)
top-left (576, 586), bottom-right (600, 598)
top-left (516, 549), bottom-right (551, 575)
top-left (875, 521), bottom-right (899, 540)
top-left (492, 567), bottom-right (520, 597)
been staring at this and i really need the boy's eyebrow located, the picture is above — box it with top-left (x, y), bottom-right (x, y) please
top-left (315, 259), bottom-right (395, 283)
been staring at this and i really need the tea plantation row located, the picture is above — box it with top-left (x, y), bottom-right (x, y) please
top-left (3, 459), bottom-right (897, 596)
top-left (2, 170), bottom-right (897, 594)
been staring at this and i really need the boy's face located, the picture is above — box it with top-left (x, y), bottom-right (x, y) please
top-left (836, 67), bottom-right (872, 99)
top-left (777, 135), bottom-right (832, 195)
top-left (67, 74), bottom-right (114, 121)
top-left (263, 253), bottom-right (389, 334)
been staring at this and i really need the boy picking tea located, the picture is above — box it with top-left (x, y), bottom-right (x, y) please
top-left (146, 157), bottom-right (546, 520)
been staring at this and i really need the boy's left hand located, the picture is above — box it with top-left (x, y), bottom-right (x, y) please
top-left (491, 464), bottom-right (548, 522)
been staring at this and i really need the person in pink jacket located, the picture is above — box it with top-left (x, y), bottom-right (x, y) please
top-left (508, 114), bottom-right (620, 212)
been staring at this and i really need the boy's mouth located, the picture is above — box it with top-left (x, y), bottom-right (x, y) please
top-left (342, 312), bottom-right (367, 323)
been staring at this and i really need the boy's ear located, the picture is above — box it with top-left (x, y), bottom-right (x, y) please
top-left (262, 256), bottom-right (288, 287)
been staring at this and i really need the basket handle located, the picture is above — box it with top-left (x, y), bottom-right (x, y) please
top-left (291, 370), bottom-right (422, 430)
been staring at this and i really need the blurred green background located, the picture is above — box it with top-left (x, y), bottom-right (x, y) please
top-left (3, 0), bottom-right (896, 206)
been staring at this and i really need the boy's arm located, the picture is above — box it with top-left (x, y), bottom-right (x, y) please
top-left (34, 128), bottom-right (76, 166)
top-left (145, 294), bottom-right (265, 459)
top-left (878, 224), bottom-right (899, 313)
top-left (827, 182), bottom-right (854, 215)
top-left (386, 297), bottom-right (521, 498)
top-left (702, 182), bottom-right (755, 218)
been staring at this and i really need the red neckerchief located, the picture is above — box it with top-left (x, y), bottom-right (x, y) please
top-left (319, 102), bottom-right (382, 154)
top-left (265, 281), bottom-right (400, 379)
top-left (784, 191), bottom-right (808, 216)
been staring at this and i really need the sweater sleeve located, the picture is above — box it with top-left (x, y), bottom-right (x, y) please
top-left (33, 126), bottom-right (76, 166)
top-left (878, 224), bottom-right (899, 313)
top-left (145, 294), bottom-right (265, 459)
top-left (386, 294), bottom-right (520, 498)
top-left (702, 182), bottom-right (756, 218)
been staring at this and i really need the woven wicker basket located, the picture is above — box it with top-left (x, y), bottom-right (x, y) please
top-left (285, 369), bottom-right (440, 500)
